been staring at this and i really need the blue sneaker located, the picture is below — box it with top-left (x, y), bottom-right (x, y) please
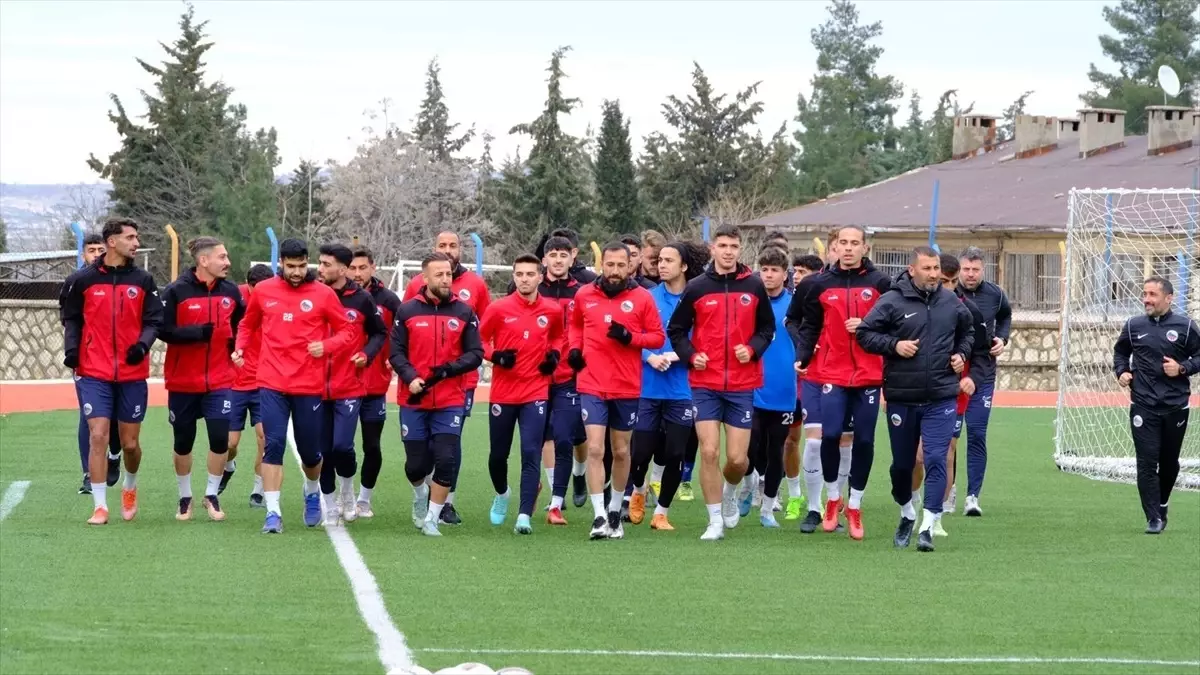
top-left (489, 492), bottom-right (510, 526)
top-left (760, 513), bottom-right (781, 528)
top-left (514, 514), bottom-right (532, 535)
top-left (739, 488), bottom-right (754, 518)
top-left (303, 493), bottom-right (322, 527)
top-left (262, 511), bottom-right (283, 534)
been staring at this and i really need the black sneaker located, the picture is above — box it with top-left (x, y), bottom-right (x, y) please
top-left (1146, 518), bottom-right (1165, 535)
top-left (440, 503), bottom-right (462, 525)
top-left (176, 497), bottom-right (193, 521)
top-left (1161, 505), bottom-right (1169, 531)
top-left (620, 501), bottom-right (632, 523)
top-left (218, 468), bottom-right (235, 495)
top-left (917, 529), bottom-right (935, 552)
top-left (249, 493), bottom-right (266, 509)
top-left (78, 474), bottom-right (92, 495)
top-left (572, 474), bottom-right (587, 507)
top-left (589, 516), bottom-right (609, 540)
top-left (894, 517), bottom-right (915, 548)
top-left (607, 510), bottom-right (624, 539)
top-left (799, 511), bottom-right (821, 533)
top-left (603, 483), bottom-right (612, 510)
top-left (105, 454), bottom-right (121, 487)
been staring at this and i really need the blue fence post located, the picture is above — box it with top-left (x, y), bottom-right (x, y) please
top-left (1183, 170), bottom-right (1199, 312)
top-left (266, 227), bottom-right (279, 273)
top-left (928, 180), bottom-right (941, 251)
top-left (702, 216), bottom-right (711, 243)
top-left (469, 232), bottom-right (484, 276)
top-left (71, 222), bottom-right (85, 268)
top-left (1103, 194), bottom-right (1114, 321)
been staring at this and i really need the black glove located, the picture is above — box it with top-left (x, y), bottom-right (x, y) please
top-left (606, 321), bottom-right (633, 346)
top-left (491, 350), bottom-right (517, 369)
top-left (567, 348), bottom-right (586, 372)
top-left (406, 370), bottom-right (446, 405)
top-left (197, 323), bottom-right (215, 341)
top-left (125, 343), bottom-right (148, 365)
top-left (63, 350), bottom-right (79, 370)
top-left (537, 350), bottom-right (560, 376)
top-left (227, 338), bottom-right (236, 355)
top-left (430, 364), bottom-right (452, 382)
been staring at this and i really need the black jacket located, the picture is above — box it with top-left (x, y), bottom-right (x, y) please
top-left (856, 272), bottom-right (974, 405)
top-left (1113, 310), bottom-right (1200, 414)
top-left (958, 280), bottom-right (1011, 383)
top-left (956, 289), bottom-right (993, 382)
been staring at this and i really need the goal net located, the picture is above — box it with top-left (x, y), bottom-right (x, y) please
top-left (1056, 188), bottom-right (1200, 489)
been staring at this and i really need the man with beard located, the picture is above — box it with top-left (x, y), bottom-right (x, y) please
top-left (347, 247), bottom-right (403, 518)
top-left (667, 224), bottom-right (774, 541)
top-left (391, 252), bottom-right (484, 537)
top-left (228, 264), bottom-right (274, 507)
top-left (159, 236), bottom-right (244, 522)
top-left (61, 217), bottom-right (163, 525)
top-left (404, 231), bottom-right (490, 525)
top-left (233, 238), bottom-right (357, 534)
top-left (856, 247), bottom-right (973, 552)
top-left (316, 244), bottom-right (387, 524)
top-left (569, 242), bottom-right (664, 540)
top-left (620, 234), bottom-right (656, 290)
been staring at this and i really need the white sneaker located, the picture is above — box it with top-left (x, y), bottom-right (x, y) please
top-left (944, 486), bottom-right (957, 514)
top-left (721, 493), bottom-right (741, 529)
top-left (589, 515), bottom-right (610, 540)
top-left (341, 495), bottom-right (358, 522)
top-left (932, 519), bottom-right (949, 537)
top-left (412, 491), bottom-right (429, 529)
top-left (420, 518), bottom-right (441, 537)
top-left (324, 498), bottom-right (341, 526)
top-left (700, 523), bottom-right (725, 541)
top-left (355, 501), bottom-right (373, 519)
top-left (964, 495), bottom-right (982, 517)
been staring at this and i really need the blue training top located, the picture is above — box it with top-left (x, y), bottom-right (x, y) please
top-left (754, 288), bottom-right (797, 412)
top-left (641, 282), bottom-right (691, 401)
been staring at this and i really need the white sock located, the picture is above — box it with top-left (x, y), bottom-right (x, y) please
top-left (303, 479), bottom-right (319, 496)
top-left (919, 508), bottom-right (938, 533)
top-left (107, 451), bottom-right (121, 461)
top-left (654, 504), bottom-right (669, 517)
top-left (204, 473), bottom-right (221, 497)
top-left (446, 491), bottom-right (455, 505)
top-left (252, 474), bottom-right (264, 495)
top-left (123, 472), bottom-right (137, 490)
top-left (634, 482), bottom-right (646, 495)
top-left (838, 442), bottom-right (851, 496)
top-left (177, 473), bottom-right (192, 499)
top-left (572, 458), bottom-right (587, 476)
top-left (848, 488), bottom-right (864, 510)
top-left (650, 462), bottom-right (665, 484)
top-left (550, 495), bottom-right (564, 510)
top-left (761, 494), bottom-right (776, 514)
top-left (590, 493), bottom-right (605, 519)
top-left (265, 490), bottom-right (281, 514)
top-left (92, 483), bottom-right (107, 511)
top-left (803, 438), bottom-right (823, 512)
top-left (427, 501), bottom-right (444, 522)
top-left (912, 489), bottom-right (921, 505)
top-left (498, 487), bottom-right (511, 499)
top-left (722, 480), bottom-right (739, 501)
top-left (337, 476), bottom-right (353, 500)
top-left (825, 481), bottom-right (841, 502)
top-left (358, 486), bottom-right (373, 504)
top-left (608, 491), bottom-right (623, 513)
top-left (224, 459), bottom-right (236, 472)
top-left (706, 502), bottom-right (722, 527)
top-left (787, 476), bottom-right (802, 499)
top-left (413, 483), bottom-right (429, 501)
top-left (323, 492), bottom-right (338, 511)
top-left (901, 500), bottom-right (917, 520)
top-left (544, 468), bottom-right (554, 487)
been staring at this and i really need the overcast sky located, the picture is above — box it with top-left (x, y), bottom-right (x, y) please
top-left (0, 0), bottom-right (1117, 184)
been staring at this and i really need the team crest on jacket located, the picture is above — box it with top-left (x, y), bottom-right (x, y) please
top-left (1166, 330), bottom-right (1179, 342)
top-left (822, 383), bottom-right (833, 394)
top-left (568, 301), bottom-right (575, 312)
top-left (126, 287), bottom-right (139, 299)
top-left (300, 299), bottom-right (313, 312)
top-left (861, 289), bottom-right (874, 300)
top-left (890, 413), bottom-right (902, 427)
top-left (491, 404), bottom-right (502, 417)
top-left (739, 293), bottom-right (751, 305)
top-left (447, 318), bottom-right (461, 331)
top-left (346, 309), bottom-right (358, 321)
top-left (221, 297), bottom-right (232, 308)
top-left (537, 315), bottom-right (549, 328)
top-left (459, 288), bottom-right (471, 301)
top-left (620, 300), bottom-right (633, 313)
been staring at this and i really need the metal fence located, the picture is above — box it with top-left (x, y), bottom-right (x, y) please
top-left (1005, 252), bottom-right (1062, 313)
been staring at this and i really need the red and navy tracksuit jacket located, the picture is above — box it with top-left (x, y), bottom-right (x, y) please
top-left (363, 277), bottom-right (402, 398)
top-left (325, 279), bottom-right (388, 401)
top-left (235, 273), bottom-right (356, 397)
top-left (61, 260), bottom-right (163, 383)
top-left (403, 263), bottom-right (491, 392)
top-left (160, 268), bottom-right (244, 393)
top-left (569, 278), bottom-right (664, 400)
top-left (667, 264), bottom-right (774, 393)
top-left (479, 293), bottom-right (563, 405)
top-left (528, 275), bottom-right (584, 386)
top-left (389, 292), bottom-right (484, 410)
top-left (792, 259), bottom-right (892, 388)
top-left (232, 283), bottom-right (260, 393)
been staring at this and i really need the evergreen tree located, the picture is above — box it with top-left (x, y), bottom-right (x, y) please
top-left (0, 218), bottom-right (7, 254)
top-left (927, 89), bottom-right (973, 164)
top-left (277, 160), bottom-right (330, 241)
top-left (1082, 0), bottom-right (1200, 132)
top-left (897, 91), bottom-right (928, 173)
top-left (413, 58), bottom-right (475, 162)
top-left (593, 100), bottom-right (642, 234)
top-left (793, 0), bottom-right (903, 200)
top-left (999, 90), bottom-right (1035, 142)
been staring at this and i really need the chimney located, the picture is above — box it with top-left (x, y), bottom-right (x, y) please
top-left (1145, 106), bottom-right (1196, 155)
top-left (1194, 111), bottom-right (1200, 144)
top-left (1014, 114), bottom-right (1058, 158)
top-left (1057, 117), bottom-right (1080, 144)
top-left (952, 114), bottom-right (999, 160)
top-left (1077, 108), bottom-right (1126, 158)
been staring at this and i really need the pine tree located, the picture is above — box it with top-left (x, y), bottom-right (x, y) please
top-left (0, 218), bottom-right (7, 254)
top-left (413, 58), bottom-right (474, 162)
top-left (593, 100), bottom-right (641, 234)
top-left (277, 160), bottom-right (330, 241)
top-left (897, 91), bottom-right (928, 173)
top-left (927, 89), bottom-right (974, 164)
top-left (999, 90), bottom-right (1035, 142)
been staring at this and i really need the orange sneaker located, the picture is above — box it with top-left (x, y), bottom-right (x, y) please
top-left (847, 507), bottom-right (864, 540)
top-left (87, 506), bottom-right (109, 525)
top-left (121, 488), bottom-right (138, 521)
top-left (822, 497), bottom-right (842, 532)
top-left (629, 492), bottom-right (646, 525)
top-left (545, 506), bottom-right (567, 526)
top-left (203, 496), bottom-right (226, 522)
top-left (650, 513), bottom-right (674, 531)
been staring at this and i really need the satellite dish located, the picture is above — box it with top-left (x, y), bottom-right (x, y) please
top-left (1158, 64), bottom-right (1181, 98)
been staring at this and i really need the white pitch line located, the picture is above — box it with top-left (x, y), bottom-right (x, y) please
top-left (415, 647), bottom-right (1200, 668)
top-left (0, 480), bottom-right (31, 521)
top-left (286, 422), bottom-right (415, 674)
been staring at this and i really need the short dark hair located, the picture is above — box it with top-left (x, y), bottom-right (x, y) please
top-left (279, 238), bottom-right (309, 260)
top-left (550, 228), bottom-right (579, 247)
top-left (422, 251), bottom-right (452, 269)
top-left (757, 247), bottom-right (789, 269)
top-left (838, 225), bottom-right (867, 241)
top-left (544, 236), bottom-right (573, 254)
top-left (187, 236), bottom-right (223, 260)
top-left (960, 246), bottom-right (986, 263)
top-left (601, 241), bottom-right (631, 259)
top-left (352, 247), bottom-right (374, 264)
top-left (101, 217), bottom-right (138, 243)
top-left (1145, 275), bottom-right (1175, 295)
top-left (83, 233), bottom-right (104, 247)
top-left (939, 253), bottom-right (960, 276)
top-left (911, 246), bottom-right (939, 263)
top-left (793, 254), bottom-right (823, 272)
top-left (512, 253), bottom-right (541, 268)
top-left (247, 264), bottom-right (274, 286)
top-left (713, 224), bottom-right (740, 241)
top-left (619, 234), bottom-right (641, 249)
top-left (765, 230), bottom-right (788, 244)
top-left (319, 243), bottom-right (353, 266)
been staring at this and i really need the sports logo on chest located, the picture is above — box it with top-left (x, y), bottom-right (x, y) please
top-left (345, 309), bottom-right (359, 322)
top-left (299, 299), bottom-right (314, 312)
top-left (446, 318), bottom-right (462, 332)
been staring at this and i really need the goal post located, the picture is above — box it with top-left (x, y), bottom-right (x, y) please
top-left (1055, 187), bottom-right (1200, 489)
